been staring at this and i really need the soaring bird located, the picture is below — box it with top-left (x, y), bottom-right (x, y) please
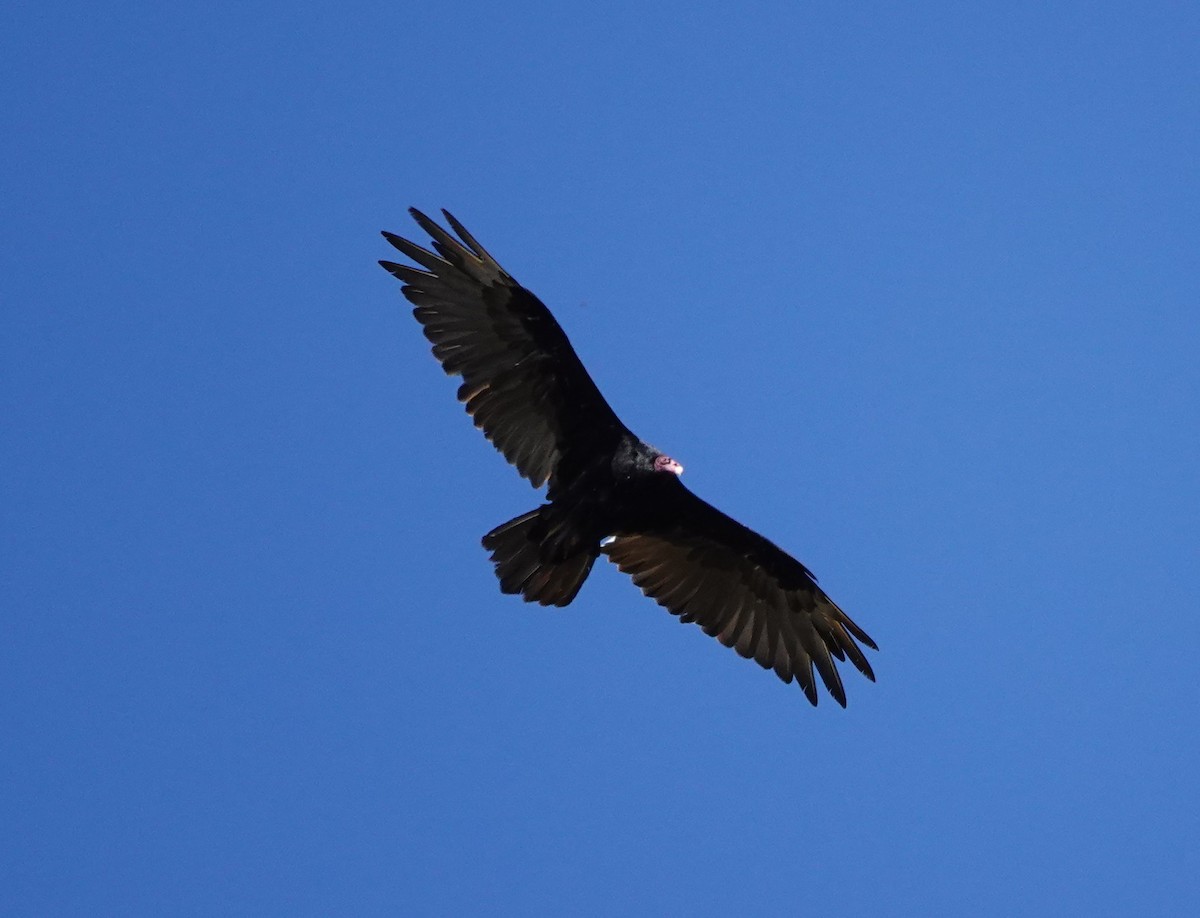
top-left (380, 210), bottom-right (877, 705)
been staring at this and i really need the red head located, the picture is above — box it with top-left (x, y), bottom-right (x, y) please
top-left (653, 454), bottom-right (684, 476)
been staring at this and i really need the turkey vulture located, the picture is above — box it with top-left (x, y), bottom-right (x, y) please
top-left (380, 209), bottom-right (877, 706)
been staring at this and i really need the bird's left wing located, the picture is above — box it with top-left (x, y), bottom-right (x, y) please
top-left (380, 209), bottom-right (627, 489)
top-left (602, 485), bottom-right (877, 706)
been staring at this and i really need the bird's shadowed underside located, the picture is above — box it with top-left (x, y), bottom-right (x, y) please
top-left (380, 208), bottom-right (879, 706)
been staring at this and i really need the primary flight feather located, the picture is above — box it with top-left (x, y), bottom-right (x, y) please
top-left (380, 209), bottom-right (877, 706)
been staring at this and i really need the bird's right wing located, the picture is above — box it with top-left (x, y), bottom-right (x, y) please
top-left (603, 483), bottom-right (877, 706)
top-left (380, 209), bottom-right (626, 488)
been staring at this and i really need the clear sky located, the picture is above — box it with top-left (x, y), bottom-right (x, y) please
top-left (3, 2), bottom-right (1198, 915)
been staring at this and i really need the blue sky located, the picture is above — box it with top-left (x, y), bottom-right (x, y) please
top-left (4, 2), bottom-right (1198, 914)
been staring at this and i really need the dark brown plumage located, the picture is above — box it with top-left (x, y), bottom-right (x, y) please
top-left (380, 209), bottom-right (877, 705)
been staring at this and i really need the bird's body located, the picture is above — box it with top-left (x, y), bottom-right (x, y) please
top-left (380, 209), bottom-right (878, 705)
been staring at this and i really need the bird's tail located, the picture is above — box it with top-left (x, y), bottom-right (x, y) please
top-left (481, 507), bottom-right (597, 607)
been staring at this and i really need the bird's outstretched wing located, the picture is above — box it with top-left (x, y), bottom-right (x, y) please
top-left (380, 209), bottom-right (627, 488)
top-left (603, 482), bottom-right (878, 706)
